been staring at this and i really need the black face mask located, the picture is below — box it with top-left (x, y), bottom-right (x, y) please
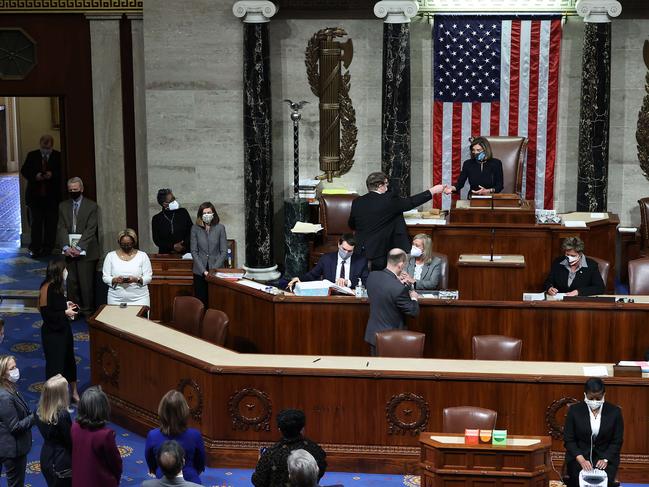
top-left (69, 191), bottom-right (82, 200)
top-left (120, 244), bottom-right (133, 253)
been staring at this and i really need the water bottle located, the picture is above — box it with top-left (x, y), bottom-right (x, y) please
top-left (227, 248), bottom-right (233, 268)
top-left (355, 278), bottom-right (364, 298)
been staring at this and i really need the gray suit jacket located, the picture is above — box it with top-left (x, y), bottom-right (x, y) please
top-left (406, 256), bottom-right (442, 291)
top-left (364, 269), bottom-right (419, 345)
top-left (142, 476), bottom-right (201, 487)
top-left (0, 386), bottom-right (34, 458)
top-left (57, 196), bottom-right (100, 261)
top-left (190, 223), bottom-right (227, 275)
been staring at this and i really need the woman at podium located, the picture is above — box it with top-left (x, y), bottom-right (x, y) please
top-left (563, 377), bottom-right (623, 487)
top-left (443, 137), bottom-right (503, 196)
top-left (544, 237), bottom-right (605, 297)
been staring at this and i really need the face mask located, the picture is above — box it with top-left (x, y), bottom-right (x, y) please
top-left (8, 368), bottom-right (19, 383)
top-left (69, 191), bottom-right (81, 201)
top-left (475, 151), bottom-right (486, 162)
top-left (202, 213), bottom-right (214, 224)
top-left (120, 243), bottom-right (133, 253)
top-left (410, 246), bottom-right (423, 258)
top-left (567, 254), bottom-right (580, 264)
top-left (338, 248), bottom-right (352, 260)
top-left (63, 269), bottom-right (68, 281)
top-left (584, 394), bottom-right (604, 411)
top-left (168, 200), bottom-right (180, 211)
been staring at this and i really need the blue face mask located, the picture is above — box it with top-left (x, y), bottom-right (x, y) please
top-left (476, 151), bottom-right (486, 162)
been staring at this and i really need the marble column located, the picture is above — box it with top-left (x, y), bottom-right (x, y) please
top-left (128, 14), bottom-right (152, 252)
top-left (233, 1), bottom-right (280, 281)
top-left (575, 0), bottom-right (622, 211)
top-left (375, 1), bottom-right (418, 197)
top-left (86, 14), bottom-right (127, 256)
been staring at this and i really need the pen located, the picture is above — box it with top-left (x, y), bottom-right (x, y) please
top-left (312, 358), bottom-right (321, 363)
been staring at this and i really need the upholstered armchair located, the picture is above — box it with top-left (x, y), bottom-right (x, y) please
top-left (483, 136), bottom-right (528, 194)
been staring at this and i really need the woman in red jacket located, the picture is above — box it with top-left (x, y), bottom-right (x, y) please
top-left (71, 386), bottom-right (122, 487)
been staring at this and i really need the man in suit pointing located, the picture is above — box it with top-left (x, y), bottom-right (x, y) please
top-left (288, 233), bottom-right (368, 290)
top-left (365, 248), bottom-right (420, 355)
top-left (348, 172), bottom-right (445, 270)
top-left (57, 177), bottom-right (99, 317)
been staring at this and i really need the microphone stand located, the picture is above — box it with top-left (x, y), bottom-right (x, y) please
top-left (490, 227), bottom-right (495, 262)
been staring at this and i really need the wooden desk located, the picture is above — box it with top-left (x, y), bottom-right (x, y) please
top-left (207, 277), bottom-right (649, 362)
top-left (88, 305), bottom-right (649, 481)
top-left (148, 254), bottom-right (194, 322)
top-left (419, 433), bottom-right (551, 487)
top-left (457, 254), bottom-right (526, 300)
top-left (407, 212), bottom-right (618, 292)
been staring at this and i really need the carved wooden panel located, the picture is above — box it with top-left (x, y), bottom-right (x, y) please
top-left (545, 396), bottom-right (578, 439)
top-left (177, 379), bottom-right (203, 423)
top-left (229, 388), bottom-right (272, 432)
top-left (386, 392), bottom-right (429, 435)
top-left (96, 346), bottom-right (119, 387)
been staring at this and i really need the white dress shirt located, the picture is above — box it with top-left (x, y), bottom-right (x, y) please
top-left (335, 255), bottom-right (351, 287)
top-left (588, 403), bottom-right (603, 438)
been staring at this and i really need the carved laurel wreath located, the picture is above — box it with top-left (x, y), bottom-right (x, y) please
top-left (385, 392), bottom-right (430, 436)
top-left (228, 388), bottom-right (272, 432)
top-left (96, 346), bottom-right (119, 388)
top-left (638, 41), bottom-right (649, 183)
top-left (305, 27), bottom-right (358, 179)
top-left (545, 396), bottom-right (578, 439)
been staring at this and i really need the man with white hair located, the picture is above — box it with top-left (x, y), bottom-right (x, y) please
top-left (56, 176), bottom-right (99, 317)
top-left (287, 450), bottom-right (319, 487)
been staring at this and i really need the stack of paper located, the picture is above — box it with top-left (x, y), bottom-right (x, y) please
top-left (291, 222), bottom-right (323, 234)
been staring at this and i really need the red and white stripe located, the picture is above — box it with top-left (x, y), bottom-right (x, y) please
top-left (432, 18), bottom-right (562, 210)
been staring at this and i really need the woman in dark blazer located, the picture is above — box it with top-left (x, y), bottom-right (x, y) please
top-left (0, 354), bottom-right (35, 487)
top-left (402, 233), bottom-right (442, 291)
top-left (36, 374), bottom-right (72, 486)
top-left (39, 256), bottom-right (80, 403)
top-left (544, 236), bottom-right (605, 297)
top-left (564, 377), bottom-right (623, 487)
top-left (444, 137), bottom-right (504, 196)
top-left (190, 202), bottom-right (227, 305)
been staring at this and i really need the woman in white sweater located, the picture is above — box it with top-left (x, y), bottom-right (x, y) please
top-left (102, 229), bottom-right (153, 306)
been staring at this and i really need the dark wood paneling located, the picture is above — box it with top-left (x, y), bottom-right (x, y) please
top-left (148, 255), bottom-right (194, 321)
top-left (0, 14), bottom-right (95, 197)
top-left (207, 278), bottom-right (649, 363)
top-left (457, 262), bottom-right (528, 300)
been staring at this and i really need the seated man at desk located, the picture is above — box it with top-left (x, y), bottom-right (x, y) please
top-left (288, 233), bottom-right (368, 290)
top-left (544, 236), bottom-right (605, 297)
top-left (443, 137), bottom-right (503, 196)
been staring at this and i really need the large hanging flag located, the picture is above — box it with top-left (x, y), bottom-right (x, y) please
top-left (431, 15), bottom-right (562, 209)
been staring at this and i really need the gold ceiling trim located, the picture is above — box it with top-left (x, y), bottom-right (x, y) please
top-left (0, 0), bottom-right (142, 14)
top-left (417, 0), bottom-right (578, 18)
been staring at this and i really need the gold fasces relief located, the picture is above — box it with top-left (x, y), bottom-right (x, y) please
top-left (305, 27), bottom-right (358, 182)
top-left (638, 40), bottom-right (649, 182)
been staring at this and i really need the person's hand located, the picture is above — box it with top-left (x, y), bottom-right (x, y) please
top-left (335, 277), bottom-right (349, 287)
top-left (288, 277), bottom-right (300, 291)
top-left (595, 459), bottom-right (608, 470)
top-left (399, 273), bottom-right (415, 285)
top-left (566, 290), bottom-right (579, 297)
top-left (577, 455), bottom-right (593, 471)
top-left (65, 302), bottom-right (78, 318)
top-left (408, 290), bottom-right (419, 300)
top-left (203, 270), bottom-right (209, 277)
top-left (43, 171), bottom-right (52, 180)
top-left (127, 276), bottom-right (140, 284)
top-left (443, 185), bottom-right (456, 195)
top-left (112, 277), bottom-right (124, 286)
top-left (35, 172), bottom-right (44, 181)
top-left (547, 287), bottom-right (558, 296)
top-left (173, 242), bottom-right (184, 253)
top-left (429, 184), bottom-right (445, 195)
top-left (471, 185), bottom-right (491, 195)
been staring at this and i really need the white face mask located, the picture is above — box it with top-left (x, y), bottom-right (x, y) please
top-left (168, 200), bottom-right (180, 211)
top-left (63, 269), bottom-right (68, 281)
top-left (202, 213), bottom-right (214, 224)
top-left (584, 393), bottom-right (604, 411)
top-left (567, 254), bottom-right (580, 264)
top-left (410, 246), bottom-right (423, 258)
top-left (8, 368), bottom-right (20, 383)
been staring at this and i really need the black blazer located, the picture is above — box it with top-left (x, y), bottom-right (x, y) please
top-left (348, 189), bottom-right (432, 259)
top-left (37, 409), bottom-right (72, 474)
top-left (151, 208), bottom-right (193, 254)
top-left (21, 149), bottom-right (62, 205)
top-left (301, 251), bottom-right (368, 288)
top-left (454, 158), bottom-right (504, 194)
top-left (543, 256), bottom-right (605, 296)
top-left (564, 401), bottom-right (623, 466)
top-left (364, 269), bottom-right (419, 345)
top-left (0, 386), bottom-right (34, 458)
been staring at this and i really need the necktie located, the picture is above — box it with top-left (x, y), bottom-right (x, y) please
top-left (72, 202), bottom-right (78, 233)
top-left (340, 259), bottom-right (346, 280)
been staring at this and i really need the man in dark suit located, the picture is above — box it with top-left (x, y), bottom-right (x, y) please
top-left (563, 377), bottom-right (623, 487)
top-left (364, 248), bottom-right (420, 355)
top-left (348, 171), bottom-right (445, 270)
top-left (142, 440), bottom-right (201, 487)
top-left (57, 177), bottom-right (99, 317)
top-left (20, 134), bottom-right (62, 257)
top-left (544, 236), bottom-right (605, 297)
top-left (288, 233), bottom-right (368, 290)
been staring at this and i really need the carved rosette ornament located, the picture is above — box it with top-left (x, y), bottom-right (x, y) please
top-left (305, 27), bottom-right (358, 182)
top-left (385, 392), bottom-right (429, 435)
top-left (177, 379), bottom-right (204, 422)
top-left (96, 346), bottom-right (119, 387)
top-left (638, 41), bottom-right (649, 183)
top-left (545, 397), bottom-right (579, 439)
top-left (228, 388), bottom-right (272, 431)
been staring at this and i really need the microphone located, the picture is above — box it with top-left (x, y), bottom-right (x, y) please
top-left (590, 433), bottom-right (595, 470)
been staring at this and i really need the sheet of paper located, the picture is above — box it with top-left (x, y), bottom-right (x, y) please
top-left (509, 438), bottom-right (541, 446)
top-left (546, 293), bottom-right (566, 301)
top-left (590, 212), bottom-right (608, 219)
top-left (294, 280), bottom-right (333, 290)
top-left (237, 279), bottom-right (275, 292)
top-left (583, 365), bottom-right (609, 377)
top-left (406, 218), bottom-right (447, 225)
top-left (215, 272), bottom-right (244, 279)
top-left (181, 253), bottom-right (193, 260)
top-left (523, 292), bottom-right (546, 301)
top-left (480, 255), bottom-right (502, 260)
top-left (430, 435), bottom-right (465, 444)
top-left (564, 220), bottom-right (587, 228)
top-left (618, 227), bottom-right (638, 234)
top-left (291, 222), bottom-right (323, 233)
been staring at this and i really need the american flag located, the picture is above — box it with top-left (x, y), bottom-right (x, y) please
top-left (431, 15), bottom-right (562, 209)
